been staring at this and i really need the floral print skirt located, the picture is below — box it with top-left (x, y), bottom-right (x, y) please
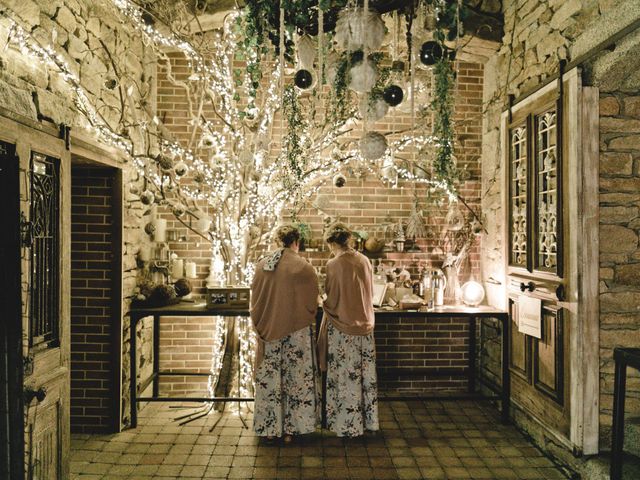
top-left (253, 326), bottom-right (320, 437)
top-left (326, 322), bottom-right (379, 437)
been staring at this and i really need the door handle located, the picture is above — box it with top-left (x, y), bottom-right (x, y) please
top-left (519, 281), bottom-right (535, 292)
top-left (24, 387), bottom-right (47, 404)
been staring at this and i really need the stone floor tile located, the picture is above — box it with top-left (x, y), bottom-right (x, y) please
top-left (71, 400), bottom-right (571, 480)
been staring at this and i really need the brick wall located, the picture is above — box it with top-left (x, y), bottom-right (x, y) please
top-left (376, 314), bottom-right (473, 394)
top-left (155, 56), bottom-right (484, 294)
top-left (156, 314), bottom-right (476, 396)
top-left (154, 56), bottom-right (485, 396)
top-left (70, 167), bottom-right (116, 433)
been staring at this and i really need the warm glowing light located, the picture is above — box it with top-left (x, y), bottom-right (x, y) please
top-left (461, 281), bottom-right (485, 307)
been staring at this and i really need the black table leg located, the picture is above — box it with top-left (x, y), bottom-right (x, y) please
top-left (501, 314), bottom-right (511, 424)
top-left (130, 314), bottom-right (138, 429)
top-left (468, 316), bottom-right (477, 393)
top-left (611, 359), bottom-right (627, 480)
top-left (153, 315), bottom-right (160, 398)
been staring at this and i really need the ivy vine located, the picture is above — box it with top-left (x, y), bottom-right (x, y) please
top-left (281, 84), bottom-right (309, 198)
top-left (431, 58), bottom-right (457, 189)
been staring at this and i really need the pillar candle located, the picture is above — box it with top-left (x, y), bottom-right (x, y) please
top-left (185, 261), bottom-right (197, 278)
top-left (171, 259), bottom-right (184, 279)
top-left (153, 218), bottom-right (167, 242)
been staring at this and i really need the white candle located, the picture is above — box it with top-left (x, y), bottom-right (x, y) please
top-left (153, 218), bottom-right (167, 242)
top-left (138, 244), bottom-right (151, 262)
top-left (185, 261), bottom-right (197, 278)
top-left (171, 259), bottom-right (184, 279)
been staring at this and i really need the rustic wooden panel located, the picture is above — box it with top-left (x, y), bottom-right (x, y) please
top-left (509, 297), bottom-right (528, 380)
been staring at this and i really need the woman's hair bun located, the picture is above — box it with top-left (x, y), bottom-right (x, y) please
top-left (324, 222), bottom-right (352, 246)
top-left (275, 225), bottom-right (300, 247)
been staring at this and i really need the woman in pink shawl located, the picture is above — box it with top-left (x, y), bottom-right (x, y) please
top-left (318, 223), bottom-right (379, 437)
top-left (251, 225), bottom-right (320, 442)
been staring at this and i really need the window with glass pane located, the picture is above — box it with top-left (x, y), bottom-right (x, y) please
top-left (29, 153), bottom-right (60, 348)
top-left (535, 110), bottom-right (558, 272)
top-left (510, 125), bottom-right (527, 267)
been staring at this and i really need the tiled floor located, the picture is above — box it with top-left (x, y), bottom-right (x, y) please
top-left (71, 400), bottom-right (570, 479)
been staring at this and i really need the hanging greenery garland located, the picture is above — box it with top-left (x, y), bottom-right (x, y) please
top-left (431, 58), bottom-right (457, 189)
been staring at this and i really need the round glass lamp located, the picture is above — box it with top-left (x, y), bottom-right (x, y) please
top-left (461, 281), bottom-right (485, 307)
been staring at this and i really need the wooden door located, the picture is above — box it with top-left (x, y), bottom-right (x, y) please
top-left (0, 115), bottom-right (71, 480)
top-left (0, 140), bottom-right (24, 479)
top-left (501, 69), bottom-right (600, 454)
top-left (505, 86), bottom-right (570, 437)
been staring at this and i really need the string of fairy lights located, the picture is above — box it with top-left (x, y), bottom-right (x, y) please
top-left (1, 0), bottom-right (460, 407)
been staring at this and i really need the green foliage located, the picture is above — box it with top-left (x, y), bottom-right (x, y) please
top-left (282, 85), bottom-right (309, 197)
top-left (431, 58), bottom-right (457, 190)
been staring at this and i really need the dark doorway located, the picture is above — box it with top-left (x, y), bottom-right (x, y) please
top-left (70, 164), bottom-right (122, 433)
top-left (0, 141), bottom-right (24, 478)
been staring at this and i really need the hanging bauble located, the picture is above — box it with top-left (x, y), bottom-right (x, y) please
top-left (174, 161), bottom-right (188, 177)
top-left (140, 190), bottom-right (155, 205)
top-left (333, 173), bottom-right (347, 188)
top-left (383, 85), bottom-right (404, 106)
top-left (359, 95), bottom-right (389, 122)
top-left (334, 8), bottom-right (385, 52)
top-left (144, 222), bottom-right (156, 236)
top-left (296, 34), bottom-right (316, 69)
top-left (447, 48), bottom-right (456, 61)
top-left (359, 132), bottom-right (388, 160)
top-left (420, 41), bottom-right (443, 66)
top-left (172, 204), bottom-right (186, 218)
top-left (157, 155), bottom-right (173, 172)
top-left (348, 58), bottom-right (377, 93)
top-left (294, 69), bottom-right (313, 89)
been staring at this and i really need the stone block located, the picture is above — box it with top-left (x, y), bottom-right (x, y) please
top-left (600, 192), bottom-right (640, 205)
top-left (600, 96), bottom-right (620, 116)
top-left (600, 117), bottom-right (640, 133)
top-left (66, 33), bottom-right (88, 61)
top-left (4, 0), bottom-right (40, 26)
top-left (616, 263), bottom-right (640, 287)
top-left (600, 176), bottom-right (640, 192)
top-left (600, 224), bottom-right (638, 253)
top-left (33, 88), bottom-right (75, 125)
top-left (600, 152), bottom-right (633, 175)
top-left (536, 31), bottom-right (567, 60)
top-left (601, 312), bottom-right (640, 326)
top-left (600, 267), bottom-right (615, 280)
top-left (624, 96), bottom-right (640, 118)
top-left (54, 5), bottom-right (77, 33)
top-left (0, 79), bottom-right (37, 120)
top-left (550, 0), bottom-right (582, 29)
top-left (600, 205), bottom-right (639, 223)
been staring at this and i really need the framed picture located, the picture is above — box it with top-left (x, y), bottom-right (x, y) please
top-left (372, 283), bottom-right (387, 307)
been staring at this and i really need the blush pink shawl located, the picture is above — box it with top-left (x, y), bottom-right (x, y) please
top-left (250, 248), bottom-right (319, 367)
top-left (317, 249), bottom-right (375, 371)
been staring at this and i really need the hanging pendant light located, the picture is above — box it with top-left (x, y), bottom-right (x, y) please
top-left (383, 85), bottom-right (404, 106)
top-left (419, 41), bottom-right (444, 66)
top-left (294, 69), bottom-right (314, 89)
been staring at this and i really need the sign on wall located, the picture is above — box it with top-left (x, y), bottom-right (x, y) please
top-left (518, 295), bottom-right (542, 339)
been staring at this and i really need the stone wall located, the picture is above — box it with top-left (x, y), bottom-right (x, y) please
top-left (598, 90), bottom-right (640, 446)
top-left (480, 0), bottom-right (640, 459)
top-left (0, 0), bottom-right (152, 429)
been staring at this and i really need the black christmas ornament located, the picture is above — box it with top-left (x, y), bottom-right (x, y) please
top-left (447, 48), bottom-right (456, 61)
top-left (294, 69), bottom-right (313, 89)
top-left (420, 41), bottom-right (444, 66)
top-left (383, 85), bottom-right (404, 107)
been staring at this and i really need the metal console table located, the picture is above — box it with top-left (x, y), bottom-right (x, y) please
top-left (611, 347), bottom-right (640, 480)
top-left (128, 303), bottom-right (252, 428)
top-left (127, 303), bottom-right (511, 428)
